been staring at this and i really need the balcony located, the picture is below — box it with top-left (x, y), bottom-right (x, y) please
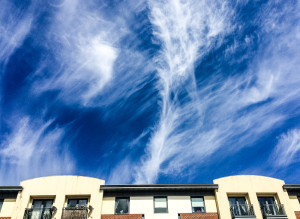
top-left (101, 214), bottom-right (144, 219)
top-left (23, 207), bottom-right (55, 219)
top-left (230, 204), bottom-right (256, 218)
top-left (178, 213), bottom-right (219, 219)
top-left (260, 204), bottom-right (287, 219)
top-left (61, 206), bottom-right (89, 219)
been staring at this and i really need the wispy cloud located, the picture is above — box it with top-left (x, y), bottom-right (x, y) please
top-left (271, 129), bottom-right (300, 167)
top-left (0, 0), bottom-right (34, 64)
top-left (0, 117), bottom-right (73, 185)
top-left (30, 0), bottom-right (123, 106)
top-left (1, 0), bottom-right (300, 185)
top-left (133, 0), bottom-right (300, 183)
top-left (134, 0), bottom-right (234, 183)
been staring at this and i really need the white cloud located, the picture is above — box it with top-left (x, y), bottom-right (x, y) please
top-left (108, 158), bottom-right (133, 184)
top-left (0, 117), bottom-right (74, 185)
top-left (0, 0), bottom-right (34, 64)
top-left (132, 0), bottom-right (300, 183)
top-left (133, 0), bottom-right (234, 184)
top-left (30, 0), bottom-right (121, 106)
top-left (271, 129), bottom-right (300, 167)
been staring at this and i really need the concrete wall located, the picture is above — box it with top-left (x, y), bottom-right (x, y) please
top-left (101, 195), bottom-right (218, 219)
top-left (204, 196), bottom-right (218, 213)
top-left (289, 196), bottom-right (300, 212)
top-left (102, 197), bottom-right (115, 214)
top-left (214, 175), bottom-right (297, 219)
top-left (11, 175), bottom-right (105, 219)
top-left (0, 199), bottom-right (16, 217)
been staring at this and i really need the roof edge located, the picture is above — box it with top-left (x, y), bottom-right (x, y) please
top-left (283, 184), bottom-right (300, 189)
top-left (101, 184), bottom-right (218, 190)
top-left (0, 186), bottom-right (23, 191)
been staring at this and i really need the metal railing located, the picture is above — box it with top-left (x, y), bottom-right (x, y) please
top-left (61, 206), bottom-right (88, 219)
top-left (230, 204), bottom-right (255, 217)
top-left (260, 204), bottom-right (286, 217)
top-left (23, 207), bottom-right (54, 219)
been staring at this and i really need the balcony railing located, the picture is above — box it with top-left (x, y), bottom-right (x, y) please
top-left (61, 206), bottom-right (89, 219)
top-left (260, 204), bottom-right (287, 218)
top-left (230, 204), bottom-right (255, 218)
top-left (23, 207), bottom-right (54, 219)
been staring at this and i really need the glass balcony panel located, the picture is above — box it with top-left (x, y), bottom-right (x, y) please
top-left (230, 204), bottom-right (255, 217)
top-left (261, 204), bottom-right (286, 216)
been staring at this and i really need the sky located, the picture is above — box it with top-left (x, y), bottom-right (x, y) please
top-left (0, 0), bottom-right (300, 186)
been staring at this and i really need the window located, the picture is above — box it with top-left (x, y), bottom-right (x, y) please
top-left (191, 197), bottom-right (205, 213)
top-left (0, 199), bottom-right (3, 212)
top-left (298, 196), bottom-right (300, 204)
top-left (67, 199), bottom-right (88, 208)
top-left (115, 197), bottom-right (129, 214)
top-left (154, 197), bottom-right (168, 213)
top-left (31, 199), bottom-right (53, 219)
top-left (258, 197), bottom-right (276, 215)
top-left (229, 197), bottom-right (248, 216)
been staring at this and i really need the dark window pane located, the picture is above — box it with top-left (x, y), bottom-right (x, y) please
top-left (258, 197), bottom-right (276, 215)
top-left (68, 200), bottom-right (78, 207)
top-left (228, 197), bottom-right (246, 205)
top-left (192, 207), bottom-right (205, 213)
top-left (31, 199), bottom-right (53, 219)
top-left (0, 199), bottom-right (3, 212)
top-left (229, 197), bottom-right (248, 216)
top-left (78, 199), bottom-right (87, 207)
top-left (115, 198), bottom-right (129, 214)
top-left (67, 199), bottom-right (88, 208)
top-left (258, 197), bottom-right (275, 206)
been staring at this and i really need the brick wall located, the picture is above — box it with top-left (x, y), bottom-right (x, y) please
top-left (0, 217), bottom-right (11, 219)
top-left (295, 211), bottom-right (300, 219)
top-left (101, 214), bottom-right (143, 219)
top-left (180, 213), bottom-right (219, 219)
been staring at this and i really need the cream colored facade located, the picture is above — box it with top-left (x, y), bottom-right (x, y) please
top-left (0, 175), bottom-right (299, 219)
top-left (214, 175), bottom-right (298, 219)
top-left (0, 198), bottom-right (16, 217)
top-left (1, 175), bottom-right (104, 219)
top-left (101, 196), bottom-right (217, 219)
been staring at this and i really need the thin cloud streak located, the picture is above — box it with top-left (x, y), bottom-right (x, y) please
top-left (0, 117), bottom-right (74, 185)
top-left (0, 0), bottom-right (34, 64)
top-left (134, 0), bottom-right (234, 183)
top-left (271, 129), bottom-right (300, 167)
top-left (133, 0), bottom-right (300, 183)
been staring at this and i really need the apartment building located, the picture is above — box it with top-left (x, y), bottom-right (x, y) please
top-left (0, 175), bottom-right (299, 219)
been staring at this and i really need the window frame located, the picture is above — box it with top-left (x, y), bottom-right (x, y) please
top-left (0, 199), bottom-right (3, 212)
top-left (67, 198), bottom-right (88, 208)
top-left (115, 197), bottom-right (130, 215)
top-left (30, 199), bottom-right (54, 219)
top-left (228, 196), bottom-right (249, 216)
top-left (228, 196), bottom-right (247, 205)
top-left (191, 196), bottom-right (206, 213)
top-left (154, 196), bottom-right (168, 214)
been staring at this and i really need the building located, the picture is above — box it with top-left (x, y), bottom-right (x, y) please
top-left (0, 175), bottom-right (299, 219)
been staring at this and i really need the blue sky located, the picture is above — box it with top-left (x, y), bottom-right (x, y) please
top-left (1, 0), bottom-right (300, 185)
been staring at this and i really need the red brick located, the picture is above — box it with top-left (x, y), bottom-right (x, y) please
top-left (295, 211), bottom-right (300, 219)
top-left (180, 213), bottom-right (219, 219)
top-left (101, 214), bottom-right (143, 219)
